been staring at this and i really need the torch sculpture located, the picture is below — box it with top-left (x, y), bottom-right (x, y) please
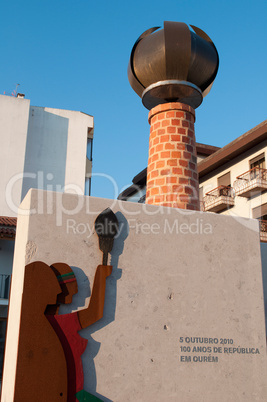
top-left (128, 21), bottom-right (219, 210)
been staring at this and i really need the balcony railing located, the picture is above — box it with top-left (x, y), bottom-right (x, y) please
top-left (0, 274), bottom-right (11, 300)
top-left (259, 220), bottom-right (267, 243)
top-left (203, 185), bottom-right (235, 213)
top-left (199, 201), bottom-right (206, 212)
top-left (234, 167), bottom-right (267, 198)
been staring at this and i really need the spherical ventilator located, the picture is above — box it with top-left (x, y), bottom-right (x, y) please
top-left (128, 21), bottom-right (219, 110)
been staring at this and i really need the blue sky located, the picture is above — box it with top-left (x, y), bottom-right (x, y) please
top-left (0, 0), bottom-right (266, 199)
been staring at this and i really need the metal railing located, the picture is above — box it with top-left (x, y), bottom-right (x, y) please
top-left (0, 274), bottom-right (11, 299)
top-left (259, 220), bottom-right (267, 233)
top-left (204, 185), bottom-right (234, 204)
top-left (199, 201), bottom-right (205, 211)
top-left (236, 167), bottom-right (267, 182)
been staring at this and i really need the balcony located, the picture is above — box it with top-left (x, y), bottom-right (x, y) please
top-left (259, 220), bottom-right (267, 243)
top-left (234, 167), bottom-right (267, 198)
top-left (0, 274), bottom-right (11, 305)
top-left (200, 201), bottom-right (206, 212)
top-left (203, 186), bottom-right (235, 213)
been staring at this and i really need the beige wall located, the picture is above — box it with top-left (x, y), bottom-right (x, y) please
top-left (200, 141), bottom-right (267, 219)
top-left (2, 190), bottom-right (267, 401)
top-left (0, 95), bottom-right (30, 217)
top-left (42, 107), bottom-right (93, 193)
top-left (0, 96), bottom-right (94, 216)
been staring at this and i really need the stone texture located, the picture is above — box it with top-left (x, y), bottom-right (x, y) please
top-left (2, 190), bottom-right (267, 401)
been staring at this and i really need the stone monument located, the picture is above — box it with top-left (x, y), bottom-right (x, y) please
top-left (1, 190), bottom-right (267, 401)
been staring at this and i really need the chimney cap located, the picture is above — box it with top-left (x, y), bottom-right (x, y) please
top-left (128, 21), bottom-right (219, 110)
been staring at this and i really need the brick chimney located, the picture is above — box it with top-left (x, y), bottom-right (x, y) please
top-left (145, 102), bottom-right (200, 210)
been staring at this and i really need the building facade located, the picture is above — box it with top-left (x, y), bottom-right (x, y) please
top-left (0, 94), bottom-right (94, 375)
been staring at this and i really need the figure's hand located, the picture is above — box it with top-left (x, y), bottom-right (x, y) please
top-left (97, 264), bottom-right (112, 278)
top-left (78, 264), bottom-right (112, 329)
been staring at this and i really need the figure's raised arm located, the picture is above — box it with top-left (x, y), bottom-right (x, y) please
top-left (78, 264), bottom-right (112, 329)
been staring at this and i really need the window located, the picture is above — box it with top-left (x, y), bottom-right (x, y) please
top-left (0, 318), bottom-right (7, 377)
top-left (84, 177), bottom-right (91, 196)
top-left (250, 153), bottom-right (265, 170)
top-left (86, 138), bottom-right (93, 162)
top-left (218, 172), bottom-right (231, 187)
top-left (252, 203), bottom-right (267, 220)
top-left (217, 172), bottom-right (231, 196)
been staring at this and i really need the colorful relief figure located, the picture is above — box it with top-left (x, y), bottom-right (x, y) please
top-left (14, 261), bottom-right (112, 402)
top-left (14, 208), bottom-right (118, 401)
top-left (47, 262), bottom-right (112, 402)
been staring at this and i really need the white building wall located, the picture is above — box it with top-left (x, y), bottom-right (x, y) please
top-left (0, 95), bottom-right (30, 217)
top-left (0, 96), bottom-right (94, 216)
top-left (41, 108), bottom-right (93, 194)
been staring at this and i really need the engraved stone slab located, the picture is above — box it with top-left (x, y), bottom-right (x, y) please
top-left (2, 190), bottom-right (267, 401)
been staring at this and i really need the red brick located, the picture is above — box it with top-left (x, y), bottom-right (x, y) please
top-left (171, 135), bottom-right (180, 141)
top-left (156, 144), bottom-right (164, 152)
top-left (153, 122), bottom-right (161, 130)
top-left (151, 187), bottom-right (160, 195)
top-left (179, 177), bottom-right (188, 184)
top-left (167, 159), bottom-right (178, 166)
top-left (162, 119), bottom-right (170, 127)
top-left (165, 143), bottom-right (175, 150)
top-left (156, 160), bottom-right (165, 168)
top-left (181, 136), bottom-right (190, 144)
top-left (183, 151), bottom-right (191, 159)
top-left (161, 185), bottom-right (172, 193)
top-left (184, 186), bottom-right (194, 195)
top-left (177, 144), bottom-right (185, 150)
top-left (186, 112), bottom-right (194, 122)
top-left (166, 194), bottom-right (178, 202)
top-left (161, 151), bottom-right (171, 158)
top-left (166, 177), bottom-right (178, 184)
top-left (166, 111), bottom-right (175, 118)
top-left (182, 120), bottom-right (189, 128)
top-left (186, 144), bottom-right (193, 153)
top-left (155, 178), bottom-right (165, 186)
top-left (184, 169), bottom-right (192, 177)
top-left (167, 126), bottom-right (176, 134)
top-left (173, 168), bottom-right (183, 175)
top-left (154, 196), bottom-right (165, 203)
top-left (157, 113), bottom-right (165, 120)
top-left (188, 129), bottom-right (195, 139)
top-left (179, 160), bottom-right (188, 167)
top-left (179, 194), bottom-right (189, 202)
top-left (160, 135), bottom-right (170, 143)
top-left (161, 169), bottom-right (171, 175)
top-left (147, 102), bottom-right (199, 211)
top-left (173, 185), bottom-right (183, 193)
top-left (171, 151), bottom-right (181, 158)
top-left (152, 154), bottom-right (159, 162)
top-left (162, 202), bottom-right (172, 207)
